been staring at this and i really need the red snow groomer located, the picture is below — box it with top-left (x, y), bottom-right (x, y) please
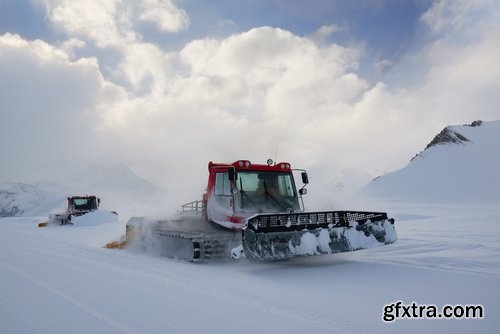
top-left (107, 160), bottom-right (397, 262)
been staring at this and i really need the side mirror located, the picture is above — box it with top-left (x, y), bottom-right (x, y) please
top-left (228, 169), bottom-right (236, 182)
top-left (97, 198), bottom-right (101, 206)
top-left (299, 188), bottom-right (307, 195)
top-left (301, 172), bottom-right (309, 184)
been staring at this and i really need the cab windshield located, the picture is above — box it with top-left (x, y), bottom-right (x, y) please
top-left (72, 198), bottom-right (98, 211)
top-left (234, 171), bottom-right (300, 213)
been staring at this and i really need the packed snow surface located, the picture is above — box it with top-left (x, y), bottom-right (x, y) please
top-left (71, 210), bottom-right (119, 226)
top-left (1, 202), bottom-right (499, 334)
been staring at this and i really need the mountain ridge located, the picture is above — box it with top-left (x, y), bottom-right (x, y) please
top-left (362, 119), bottom-right (500, 203)
top-left (0, 163), bottom-right (169, 218)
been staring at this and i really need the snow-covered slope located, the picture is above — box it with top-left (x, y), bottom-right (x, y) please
top-left (0, 182), bottom-right (64, 217)
top-left (309, 164), bottom-right (373, 194)
top-left (18, 162), bottom-right (160, 195)
top-left (362, 120), bottom-right (500, 203)
top-left (307, 163), bottom-right (374, 209)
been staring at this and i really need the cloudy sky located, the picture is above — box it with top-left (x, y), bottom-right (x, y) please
top-left (1, 0), bottom-right (499, 189)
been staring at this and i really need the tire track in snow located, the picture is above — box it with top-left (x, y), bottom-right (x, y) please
top-left (0, 219), bottom-right (363, 333)
top-left (0, 243), bottom-right (202, 334)
top-left (0, 260), bottom-right (138, 334)
top-left (17, 243), bottom-right (344, 333)
top-left (353, 236), bottom-right (500, 277)
top-left (0, 243), bottom-right (293, 334)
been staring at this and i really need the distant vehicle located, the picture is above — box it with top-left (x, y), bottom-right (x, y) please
top-left (38, 195), bottom-right (115, 227)
top-left (106, 159), bottom-right (397, 262)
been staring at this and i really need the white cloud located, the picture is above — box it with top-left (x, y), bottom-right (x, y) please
top-left (43, 0), bottom-right (132, 47)
top-left (2, 0), bottom-right (500, 194)
top-left (0, 33), bottom-right (125, 177)
top-left (112, 41), bottom-right (173, 93)
top-left (139, 0), bottom-right (190, 33)
top-left (416, 0), bottom-right (500, 122)
top-left (421, 0), bottom-right (493, 33)
top-left (41, 0), bottom-right (189, 47)
top-left (375, 59), bottom-right (394, 74)
top-left (308, 24), bottom-right (346, 45)
top-left (177, 27), bottom-right (364, 122)
top-left (59, 38), bottom-right (86, 57)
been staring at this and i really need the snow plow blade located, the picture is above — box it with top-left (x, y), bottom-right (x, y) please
top-left (242, 211), bottom-right (397, 261)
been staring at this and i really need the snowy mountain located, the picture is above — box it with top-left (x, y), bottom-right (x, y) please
top-left (0, 163), bottom-right (170, 218)
top-left (15, 162), bottom-right (160, 195)
top-left (306, 163), bottom-right (374, 209)
top-left (362, 120), bottom-right (500, 203)
top-left (0, 182), bottom-right (65, 217)
top-left (309, 164), bottom-right (373, 194)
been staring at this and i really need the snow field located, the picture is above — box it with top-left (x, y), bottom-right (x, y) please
top-left (1, 201), bottom-right (499, 334)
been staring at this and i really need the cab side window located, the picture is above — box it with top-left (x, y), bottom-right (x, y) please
top-left (215, 172), bottom-right (231, 196)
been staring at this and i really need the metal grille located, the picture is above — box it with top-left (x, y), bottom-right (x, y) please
top-left (246, 211), bottom-right (389, 233)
